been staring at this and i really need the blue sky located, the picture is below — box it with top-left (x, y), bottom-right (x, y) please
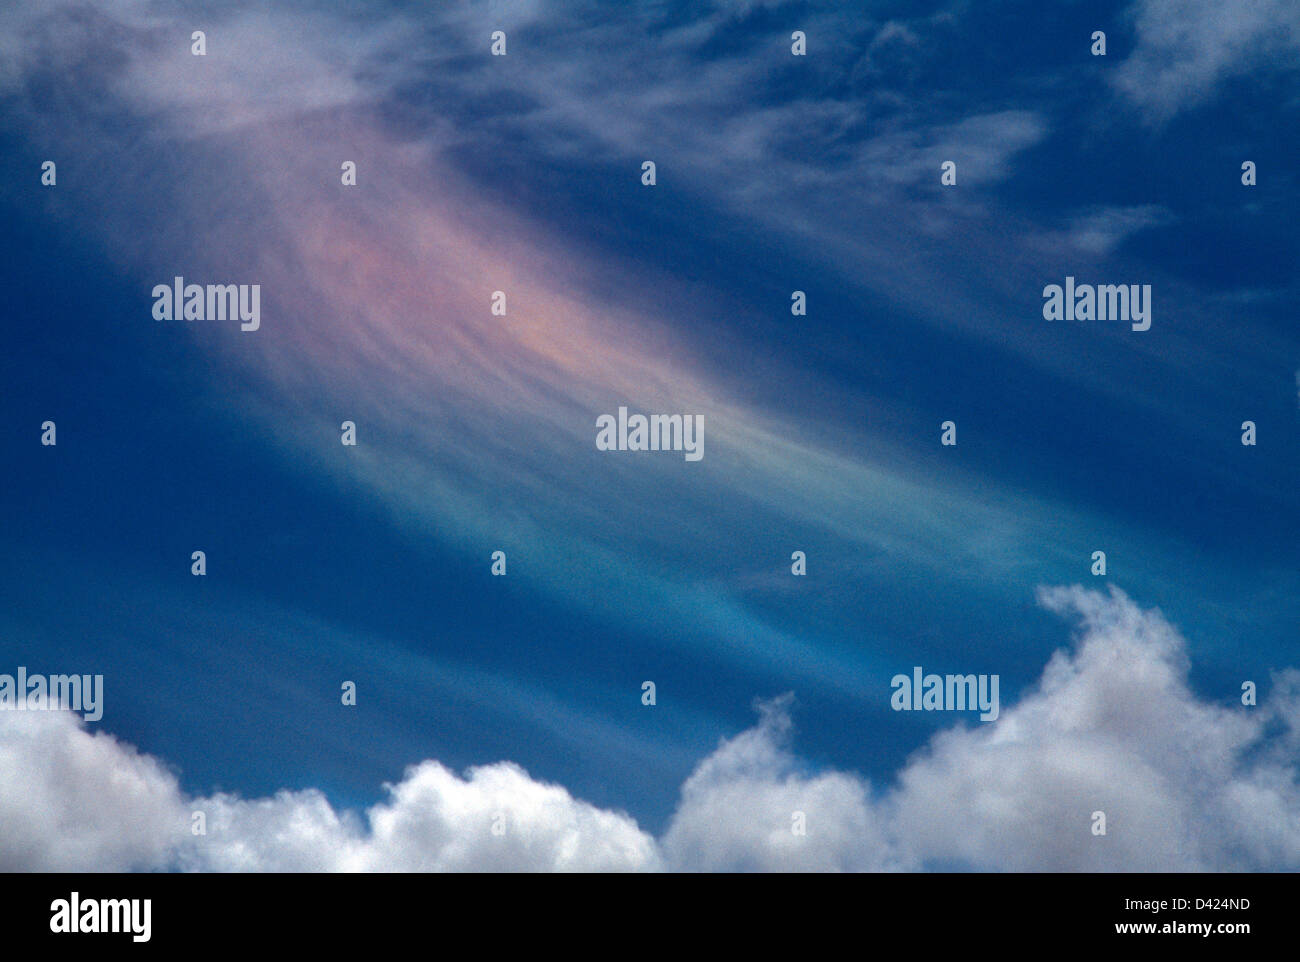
top-left (0, 0), bottom-right (1296, 871)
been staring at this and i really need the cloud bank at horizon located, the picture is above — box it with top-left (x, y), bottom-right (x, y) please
top-left (4, 587), bottom-right (1296, 872)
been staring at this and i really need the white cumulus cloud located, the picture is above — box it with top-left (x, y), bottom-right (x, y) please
top-left (891, 586), bottom-right (1300, 870)
top-left (2, 586), bottom-right (1296, 872)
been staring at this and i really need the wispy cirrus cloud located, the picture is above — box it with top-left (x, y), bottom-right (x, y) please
top-left (1113, 0), bottom-right (1300, 120)
top-left (1032, 204), bottom-right (1173, 256)
top-left (0, 0), bottom-right (1087, 692)
top-left (3, 0), bottom-right (1294, 697)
